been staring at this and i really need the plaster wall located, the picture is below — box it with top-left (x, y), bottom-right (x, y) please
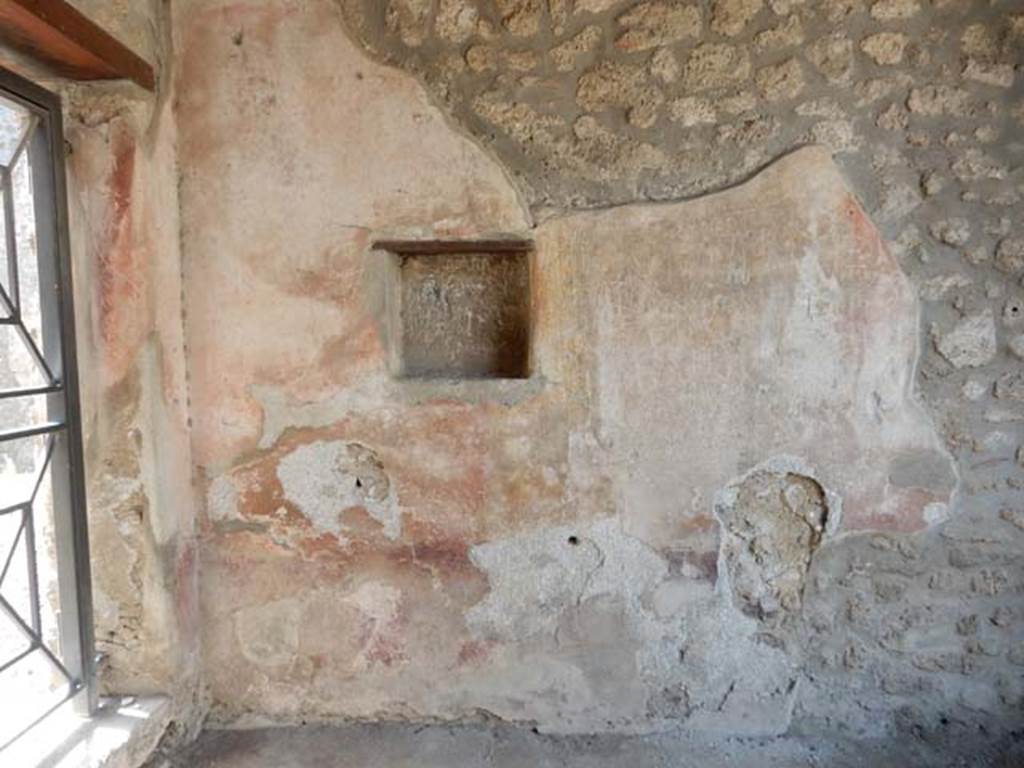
top-left (171, 0), bottom-right (1022, 741)
top-left (65, 75), bottom-right (200, 721)
top-left (2, 0), bottom-right (1019, 749)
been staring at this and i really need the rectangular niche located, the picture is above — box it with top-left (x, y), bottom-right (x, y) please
top-left (376, 239), bottom-right (532, 380)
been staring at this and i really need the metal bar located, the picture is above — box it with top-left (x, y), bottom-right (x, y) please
top-left (0, 641), bottom-right (38, 675)
top-left (0, 269), bottom-right (15, 317)
top-left (23, 500), bottom-right (42, 633)
top-left (8, 114), bottom-right (38, 171)
top-left (0, 593), bottom-right (72, 682)
top-left (3, 165), bottom-right (18, 312)
top-left (0, 420), bottom-right (63, 442)
top-left (0, 591), bottom-right (40, 647)
top-left (0, 382), bottom-right (61, 399)
top-left (0, 510), bottom-right (25, 585)
top-left (33, 82), bottom-right (96, 715)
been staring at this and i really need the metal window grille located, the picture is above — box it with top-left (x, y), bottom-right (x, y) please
top-left (0, 66), bottom-right (94, 751)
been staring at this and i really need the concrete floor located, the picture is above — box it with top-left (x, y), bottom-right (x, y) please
top-left (156, 723), bottom-right (1024, 768)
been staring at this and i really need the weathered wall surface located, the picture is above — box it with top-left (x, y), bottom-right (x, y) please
top-left (0, 0), bottom-right (203, 734)
top-left (174, 0), bottom-right (1021, 741)
top-left (333, 0), bottom-right (1024, 740)
top-left (65, 77), bottom-right (200, 720)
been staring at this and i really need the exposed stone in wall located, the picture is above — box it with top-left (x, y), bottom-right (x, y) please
top-left (14, 0), bottom-right (1024, 754)
top-left (933, 309), bottom-right (997, 369)
top-left (336, 0), bottom-right (1022, 215)
top-left (85, 0), bottom-right (1012, 749)
top-left (327, 0), bottom-right (1024, 737)
top-left (616, 2), bottom-right (702, 50)
top-left (174, 1), bottom-right (958, 731)
top-left (715, 462), bottom-right (830, 623)
top-left (82, 367), bottom-right (155, 690)
top-left (799, 512), bottom-right (1024, 740)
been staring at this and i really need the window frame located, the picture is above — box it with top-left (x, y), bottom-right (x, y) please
top-left (0, 64), bottom-right (96, 743)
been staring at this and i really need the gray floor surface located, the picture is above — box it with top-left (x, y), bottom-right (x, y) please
top-left (156, 723), bottom-right (1024, 767)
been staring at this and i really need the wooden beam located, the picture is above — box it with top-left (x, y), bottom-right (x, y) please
top-left (0, 0), bottom-right (154, 91)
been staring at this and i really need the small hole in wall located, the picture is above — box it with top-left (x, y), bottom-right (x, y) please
top-left (567, 535), bottom-right (579, 546)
